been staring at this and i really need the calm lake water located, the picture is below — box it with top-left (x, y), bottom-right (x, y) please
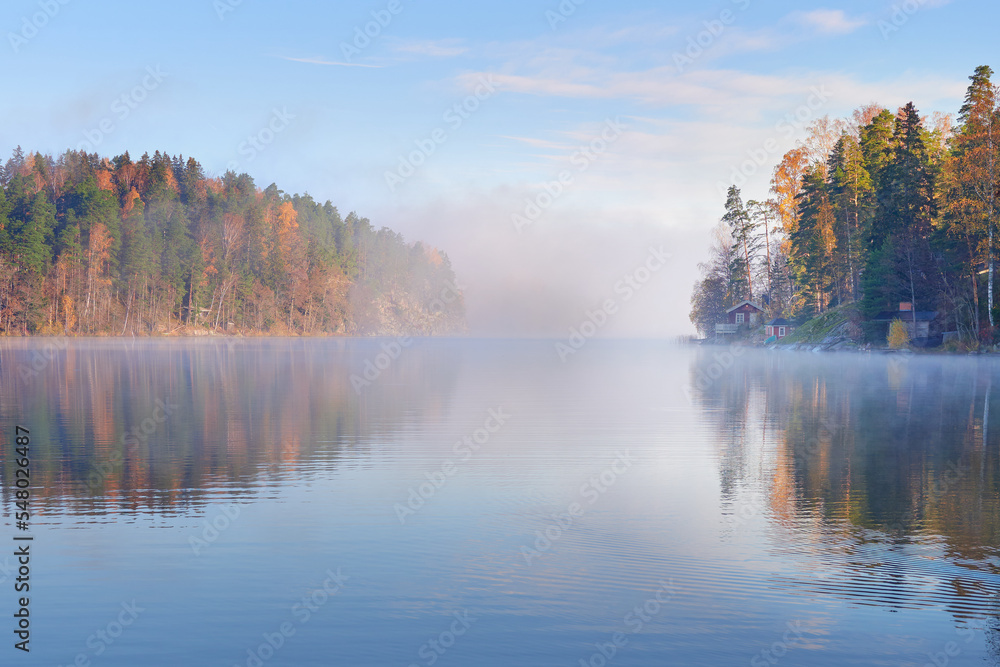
top-left (0, 338), bottom-right (998, 666)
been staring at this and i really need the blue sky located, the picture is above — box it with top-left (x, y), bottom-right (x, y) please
top-left (1, 0), bottom-right (995, 335)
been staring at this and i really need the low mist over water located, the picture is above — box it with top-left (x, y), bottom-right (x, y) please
top-left (1, 339), bottom-right (997, 665)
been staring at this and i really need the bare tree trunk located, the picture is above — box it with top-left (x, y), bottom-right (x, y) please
top-left (847, 205), bottom-right (856, 302)
top-left (968, 232), bottom-right (981, 336)
top-left (215, 275), bottom-right (236, 330)
top-left (984, 376), bottom-right (992, 451)
top-left (742, 221), bottom-right (753, 302)
top-left (990, 226), bottom-right (995, 328)
top-left (187, 271), bottom-right (195, 325)
top-left (987, 92), bottom-right (996, 328)
top-left (762, 208), bottom-right (772, 300)
top-left (205, 287), bottom-right (218, 329)
top-left (84, 248), bottom-right (93, 325)
top-left (120, 286), bottom-right (133, 335)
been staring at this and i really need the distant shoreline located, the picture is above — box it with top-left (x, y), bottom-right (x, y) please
top-left (693, 337), bottom-right (1000, 356)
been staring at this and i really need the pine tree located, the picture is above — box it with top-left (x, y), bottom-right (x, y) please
top-left (829, 134), bottom-right (874, 302)
top-left (790, 166), bottom-right (830, 315)
top-left (722, 186), bottom-right (761, 302)
top-left (746, 199), bottom-right (778, 304)
top-left (0, 145), bottom-right (423, 335)
top-left (885, 104), bottom-right (935, 235)
top-left (954, 65), bottom-right (999, 327)
top-left (0, 186), bottom-right (10, 255)
top-left (861, 104), bottom-right (937, 319)
top-left (12, 193), bottom-right (55, 275)
top-left (861, 109), bottom-right (896, 249)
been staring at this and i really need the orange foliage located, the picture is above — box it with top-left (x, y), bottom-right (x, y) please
top-left (425, 246), bottom-right (444, 267)
top-left (160, 165), bottom-right (179, 194)
top-left (122, 188), bottom-right (143, 217)
top-left (277, 201), bottom-right (300, 257)
top-left (278, 201), bottom-right (298, 234)
top-left (96, 169), bottom-right (115, 192)
top-left (200, 238), bottom-right (219, 282)
top-left (88, 223), bottom-right (113, 279)
top-left (771, 147), bottom-right (810, 237)
top-left (61, 294), bottom-right (77, 331)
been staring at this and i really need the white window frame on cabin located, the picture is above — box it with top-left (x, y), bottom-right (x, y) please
top-left (779, 327), bottom-right (786, 337)
top-left (735, 313), bottom-right (744, 324)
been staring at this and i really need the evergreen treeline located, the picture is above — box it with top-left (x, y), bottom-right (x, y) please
top-left (0, 148), bottom-right (464, 335)
top-left (691, 65), bottom-right (1000, 343)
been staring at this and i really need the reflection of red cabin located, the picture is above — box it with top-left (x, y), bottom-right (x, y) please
top-left (726, 301), bottom-right (764, 325)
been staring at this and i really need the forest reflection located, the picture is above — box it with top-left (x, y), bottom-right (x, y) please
top-left (0, 338), bottom-right (461, 514)
top-left (690, 347), bottom-right (1000, 633)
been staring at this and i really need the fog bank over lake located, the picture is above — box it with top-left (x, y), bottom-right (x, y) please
top-left (1, 339), bottom-right (997, 665)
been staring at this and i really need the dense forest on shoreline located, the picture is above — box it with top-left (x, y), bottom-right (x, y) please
top-left (691, 65), bottom-right (1000, 344)
top-left (0, 148), bottom-right (465, 336)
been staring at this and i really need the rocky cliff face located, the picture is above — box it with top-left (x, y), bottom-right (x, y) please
top-left (348, 283), bottom-right (466, 336)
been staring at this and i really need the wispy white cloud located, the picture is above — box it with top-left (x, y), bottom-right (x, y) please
top-left (500, 135), bottom-right (575, 150)
top-left (460, 24), bottom-right (968, 115)
top-left (392, 39), bottom-right (468, 58)
top-left (793, 9), bottom-right (868, 34)
top-left (277, 56), bottom-right (384, 68)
